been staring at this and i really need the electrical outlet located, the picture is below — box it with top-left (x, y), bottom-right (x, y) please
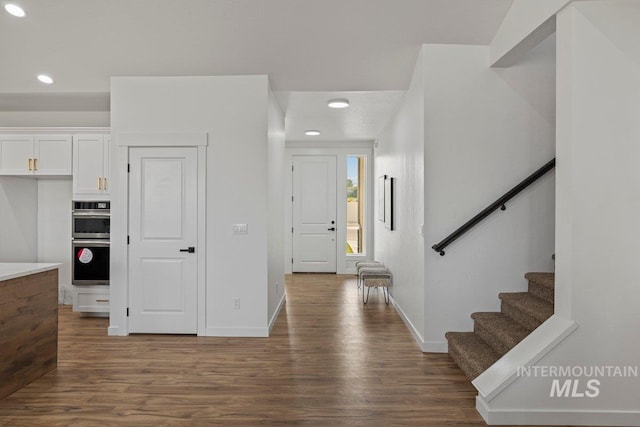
top-left (232, 297), bottom-right (240, 309)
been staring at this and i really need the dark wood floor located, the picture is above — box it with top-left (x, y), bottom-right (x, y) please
top-left (0, 274), bottom-right (567, 426)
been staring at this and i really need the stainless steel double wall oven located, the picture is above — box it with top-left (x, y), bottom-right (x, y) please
top-left (72, 201), bottom-right (110, 285)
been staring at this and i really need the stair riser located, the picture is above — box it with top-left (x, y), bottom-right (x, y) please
top-left (474, 323), bottom-right (511, 355)
top-left (501, 301), bottom-right (542, 331)
top-left (447, 273), bottom-right (555, 381)
top-left (528, 282), bottom-right (554, 303)
top-left (524, 273), bottom-right (555, 290)
top-left (447, 341), bottom-right (481, 380)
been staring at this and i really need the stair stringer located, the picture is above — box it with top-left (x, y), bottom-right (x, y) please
top-left (472, 315), bottom-right (577, 419)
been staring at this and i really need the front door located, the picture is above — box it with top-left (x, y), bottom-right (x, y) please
top-left (292, 155), bottom-right (337, 272)
top-left (128, 147), bottom-right (198, 333)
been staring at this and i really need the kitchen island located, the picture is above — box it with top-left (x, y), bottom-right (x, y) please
top-left (0, 263), bottom-right (60, 399)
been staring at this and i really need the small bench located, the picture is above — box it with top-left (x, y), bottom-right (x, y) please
top-left (355, 261), bottom-right (383, 289)
top-left (360, 267), bottom-right (392, 305)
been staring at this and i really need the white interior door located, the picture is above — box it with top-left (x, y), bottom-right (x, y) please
top-left (128, 147), bottom-right (198, 333)
top-left (292, 155), bottom-right (337, 273)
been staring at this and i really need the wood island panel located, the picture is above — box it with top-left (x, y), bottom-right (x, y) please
top-left (0, 269), bottom-right (58, 400)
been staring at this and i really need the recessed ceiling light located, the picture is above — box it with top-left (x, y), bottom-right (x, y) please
top-left (4, 3), bottom-right (25, 17)
top-left (37, 74), bottom-right (54, 84)
top-left (328, 99), bottom-right (349, 109)
top-left (305, 130), bottom-right (320, 136)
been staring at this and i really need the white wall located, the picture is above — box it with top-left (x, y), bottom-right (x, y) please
top-left (111, 75), bottom-right (281, 337)
top-left (374, 49), bottom-right (426, 344)
top-left (422, 43), bottom-right (556, 352)
top-left (0, 112), bottom-right (109, 128)
top-left (37, 179), bottom-right (73, 304)
top-left (374, 41), bottom-right (556, 353)
top-left (0, 177), bottom-right (38, 262)
top-left (267, 86), bottom-right (286, 326)
top-left (491, 0), bottom-right (571, 66)
top-left (484, 3), bottom-right (640, 424)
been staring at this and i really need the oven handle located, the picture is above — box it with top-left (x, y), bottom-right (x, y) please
top-left (72, 240), bottom-right (111, 247)
top-left (72, 212), bottom-right (110, 218)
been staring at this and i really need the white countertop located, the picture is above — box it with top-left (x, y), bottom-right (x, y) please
top-left (0, 263), bottom-right (61, 282)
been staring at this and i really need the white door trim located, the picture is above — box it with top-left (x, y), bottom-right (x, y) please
top-left (128, 147), bottom-right (198, 333)
top-left (195, 145), bottom-right (206, 336)
top-left (118, 132), bottom-right (208, 147)
top-left (109, 132), bottom-right (207, 336)
top-left (284, 143), bottom-right (374, 275)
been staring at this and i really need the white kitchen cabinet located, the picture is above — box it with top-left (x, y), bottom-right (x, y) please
top-left (73, 134), bottom-right (110, 200)
top-left (73, 285), bottom-right (109, 314)
top-left (0, 135), bottom-right (32, 175)
top-left (0, 135), bottom-right (72, 176)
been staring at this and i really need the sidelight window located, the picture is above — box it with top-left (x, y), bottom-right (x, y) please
top-left (346, 156), bottom-right (366, 254)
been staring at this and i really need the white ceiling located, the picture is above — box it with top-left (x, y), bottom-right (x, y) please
top-left (0, 0), bottom-right (513, 140)
top-left (276, 91), bottom-right (405, 141)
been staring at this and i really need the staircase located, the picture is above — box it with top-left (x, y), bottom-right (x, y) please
top-left (445, 272), bottom-right (554, 380)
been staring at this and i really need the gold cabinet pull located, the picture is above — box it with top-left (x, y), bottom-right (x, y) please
top-left (28, 158), bottom-right (32, 170)
top-left (97, 177), bottom-right (102, 190)
top-left (33, 158), bottom-right (38, 170)
top-left (103, 177), bottom-right (107, 190)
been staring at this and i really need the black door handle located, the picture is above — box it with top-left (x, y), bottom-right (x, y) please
top-left (179, 247), bottom-right (196, 253)
top-left (328, 227), bottom-right (335, 231)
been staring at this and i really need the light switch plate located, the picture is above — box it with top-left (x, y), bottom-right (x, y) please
top-left (232, 223), bottom-right (248, 235)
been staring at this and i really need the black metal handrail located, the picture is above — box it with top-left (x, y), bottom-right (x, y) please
top-left (432, 158), bottom-right (556, 256)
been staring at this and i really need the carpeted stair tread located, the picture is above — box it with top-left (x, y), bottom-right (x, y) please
top-left (499, 292), bottom-right (553, 330)
top-left (471, 312), bottom-right (531, 355)
top-left (446, 272), bottom-right (556, 381)
top-left (524, 272), bottom-right (554, 289)
top-left (525, 272), bottom-right (555, 303)
top-left (445, 332), bottom-right (501, 380)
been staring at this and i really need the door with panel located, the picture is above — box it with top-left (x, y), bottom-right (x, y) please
top-left (292, 155), bottom-right (337, 273)
top-left (128, 147), bottom-right (198, 333)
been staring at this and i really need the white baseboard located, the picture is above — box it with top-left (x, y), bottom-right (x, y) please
top-left (391, 295), bottom-right (448, 353)
top-left (477, 395), bottom-right (640, 425)
top-left (390, 296), bottom-right (426, 352)
top-left (204, 327), bottom-right (269, 337)
top-left (107, 325), bottom-right (126, 336)
top-left (423, 340), bottom-right (448, 353)
top-left (390, 296), bottom-right (449, 353)
top-left (109, 324), bottom-right (271, 338)
top-left (268, 293), bottom-right (286, 334)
